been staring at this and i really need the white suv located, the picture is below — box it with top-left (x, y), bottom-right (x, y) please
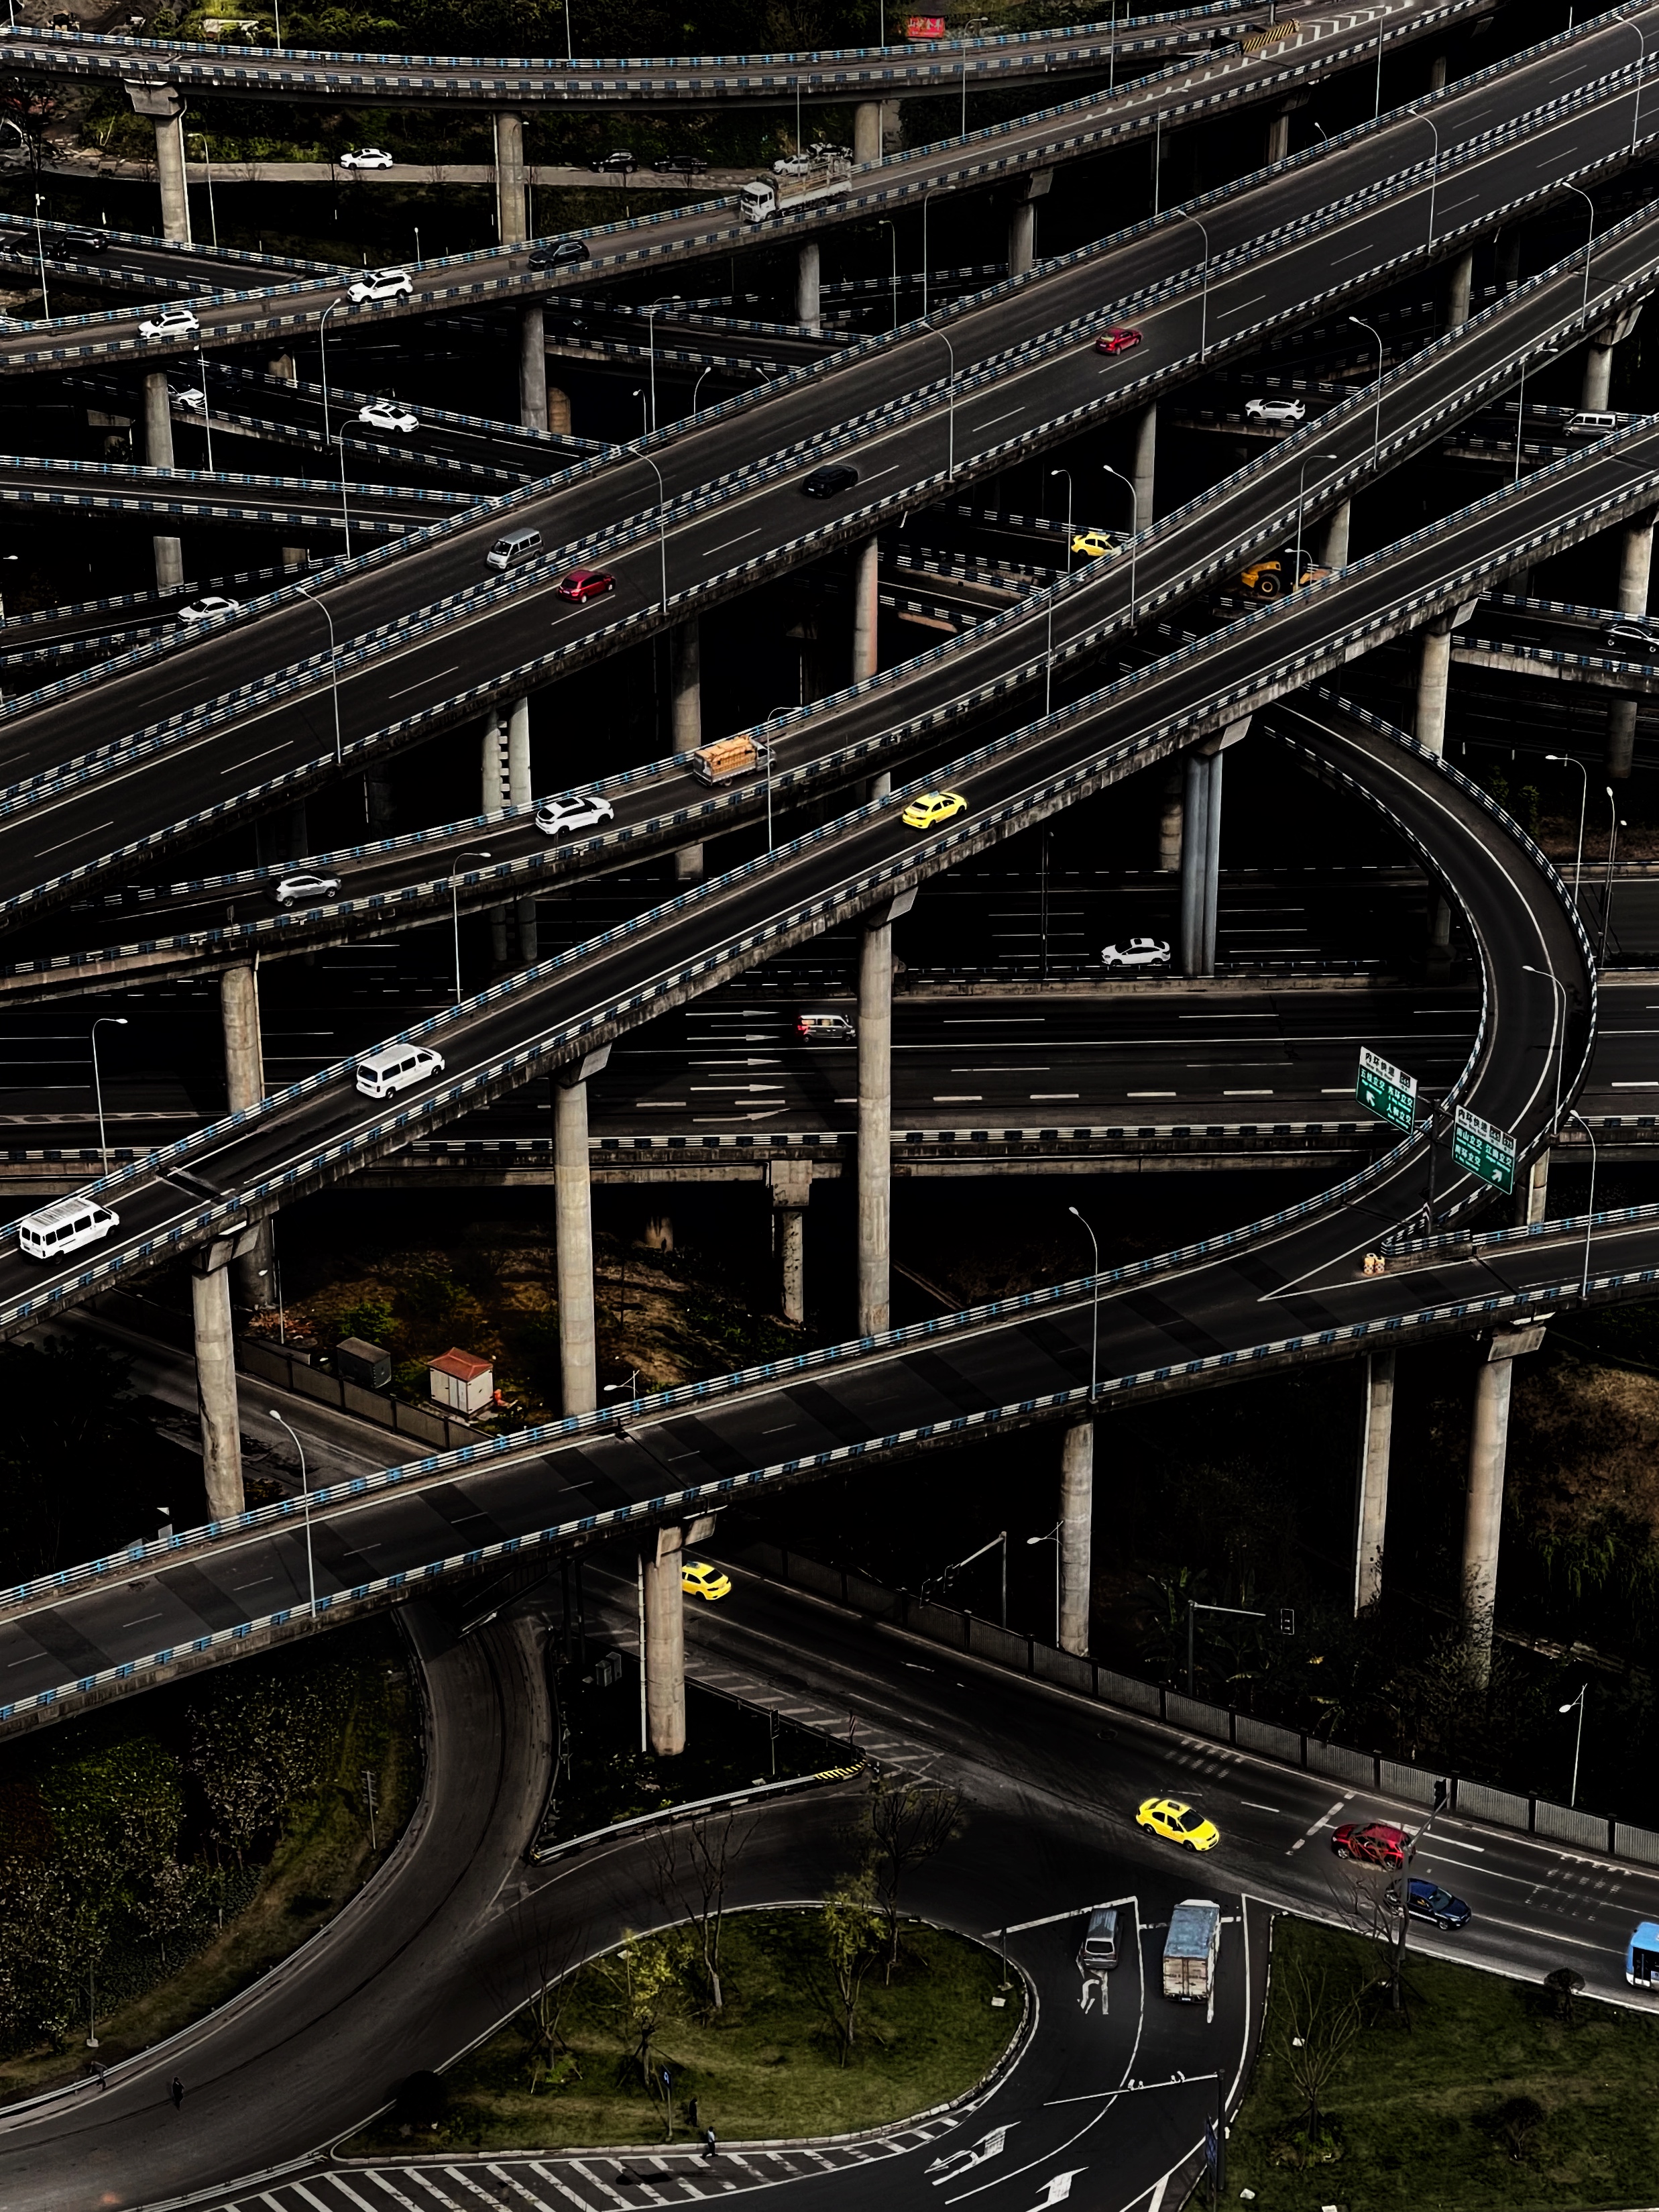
top-left (358, 398), bottom-right (418, 433)
top-left (1246, 395), bottom-right (1306, 427)
top-left (346, 267), bottom-right (413, 305)
top-left (139, 300), bottom-right (200, 341)
top-left (1102, 937), bottom-right (1171, 972)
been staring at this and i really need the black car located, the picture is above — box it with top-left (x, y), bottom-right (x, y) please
top-left (528, 238), bottom-right (590, 270)
top-left (1604, 620), bottom-right (1659, 660)
top-left (593, 150), bottom-right (638, 173)
top-left (801, 462), bottom-right (859, 498)
top-left (61, 227), bottom-right (107, 254)
top-left (1401, 1879), bottom-right (1471, 1930)
top-left (652, 154), bottom-right (709, 174)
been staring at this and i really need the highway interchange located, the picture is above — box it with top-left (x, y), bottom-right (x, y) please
top-left (4, 0), bottom-right (1659, 2203)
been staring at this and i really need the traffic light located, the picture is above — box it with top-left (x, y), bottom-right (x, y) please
top-left (1277, 1608), bottom-right (1296, 1637)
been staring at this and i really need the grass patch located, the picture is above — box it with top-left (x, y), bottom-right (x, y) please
top-left (1225, 1916), bottom-right (1659, 2208)
top-left (345, 1910), bottom-right (1021, 2154)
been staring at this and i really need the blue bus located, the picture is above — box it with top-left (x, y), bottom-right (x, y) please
top-left (1625, 1922), bottom-right (1659, 1988)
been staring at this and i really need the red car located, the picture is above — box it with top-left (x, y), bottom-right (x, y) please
top-left (555, 567), bottom-right (616, 602)
top-left (1332, 1820), bottom-right (1410, 1868)
top-left (1095, 326), bottom-right (1142, 355)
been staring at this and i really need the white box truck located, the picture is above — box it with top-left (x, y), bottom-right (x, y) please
top-left (1162, 1899), bottom-right (1221, 2003)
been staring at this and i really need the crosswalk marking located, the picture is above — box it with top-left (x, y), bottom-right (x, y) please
top-left (527, 2161), bottom-right (610, 2209)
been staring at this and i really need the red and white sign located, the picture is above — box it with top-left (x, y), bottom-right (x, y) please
top-left (905, 15), bottom-right (947, 37)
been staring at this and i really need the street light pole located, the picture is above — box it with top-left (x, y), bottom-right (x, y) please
top-left (1424, 116), bottom-right (1440, 245)
top-left (317, 297), bottom-right (344, 454)
top-left (1559, 1682), bottom-right (1588, 1806)
top-left (1564, 182), bottom-right (1596, 320)
top-left (1068, 1203), bottom-right (1100, 1400)
top-left (1630, 22), bottom-right (1650, 153)
top-left (1544, 752), bottom-right (1588, 911)
top-left (1514, 343), bottom-right (1561, 482)
top-left (90, 1016), bottom-right (127, 1171)
top-left (299, 579), bottom-right (343, 767)
top-left (268, 1408), bottom-right (316, 1617)
top-left (1349, 313), bottom-right (1383, 469)
top-left (449, 846), bottom-right (493, 1005)
top-left (1027, 1522), bottom-right (1062, 1645)
top-left (1600, 785), bottom-right (1623, 966)
top-left (1293, 451), bottom-right (1339, 586)
top-left (638, 449), bottom-right (670, 609)
top-left (933, 329), bottom-right (957, 478)
top-left (1100, 460), bottom-right (1139, 620)
top-left (1568, 1109), bottom-right (1599, 1304)
top-left (1190, 213), bottom-right (1210, 359)
top-left (1522, 963), bottom-right (1568, 1134)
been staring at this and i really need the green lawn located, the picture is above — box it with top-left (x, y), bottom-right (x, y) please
top-left (1226, 1916), bottom-right (1659, 2209)
top-left (345, 1911), bottom-right (1022, 2154)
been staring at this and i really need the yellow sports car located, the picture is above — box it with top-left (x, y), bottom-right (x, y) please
top-left (1072, 528), bottom-right (1124, 561)
top-left (901, 789), bottom-right (968, 830)
top-left (681, 1559), bottom-right (732, 1602)
top-left (1136, 1795), bottom-right (1220, 1851)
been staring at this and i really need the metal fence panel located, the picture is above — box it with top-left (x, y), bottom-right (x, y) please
top-left (1306, 1740), bottom-right (1373, 1786)
top-left (1614, 1822), bottom-right (1659, 1868)
top-left (1236, 1715), bottom-right (1304, 1765)
top-left (911, 1598), bottom-right (968, 1651)
top-left (845, 1571), bottom-right (902, 1620)
top-left (1032, 1644), bottom-right (1092, 1694)
top-left (1532, 1799), bottom-right (1607, 1852)
top-left (1454, 1779), bottom-right (1530, 1832)
top-left (789, 1555), bottom-right (844, 1603)
top-left (1096, 1667), bottom-right (1162, 1717)
top-left (394, 1402), bottom-right (450, 1447)
top-left (288, 1364), bottom-right (342, 1407)
top-left (1376, 1759), bottom-right (1442, 1808)
top-left (966, 1619), bottom-right (1030, 1671)
top-left (1165, 1692), bottom-right (1231, 1742)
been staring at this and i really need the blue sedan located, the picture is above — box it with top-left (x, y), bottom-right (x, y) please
top-left (1404, 1879), bottom-right (1471, 1929)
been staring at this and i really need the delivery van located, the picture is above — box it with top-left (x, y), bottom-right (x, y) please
top-left (355, 1042), bottom-right (446, 1099)
top-left (17, 1193), bottom-right (121, 1261)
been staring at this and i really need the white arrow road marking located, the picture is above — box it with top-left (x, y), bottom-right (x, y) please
top-left (927, 2126), bottom-right (1013, 2182)
top-left (1029, 2172), bottom-right (1088, 2208)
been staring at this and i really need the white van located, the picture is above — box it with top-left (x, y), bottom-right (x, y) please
top-left (355, 1042), bottom-right (445, 1099)
top-left (487, 527), bottom-right (542, 572)
top-left (17, 1193), bottom-right (120, 1261)
top-left (1566, 410), bottom-right (1621, 437)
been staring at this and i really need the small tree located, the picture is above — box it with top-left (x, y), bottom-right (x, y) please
top-left (1487, 2093), bottom-right (1546, 2163)
top-left (863, 1775), bottom-right (962, 1980)
top-left (651, 1810), bottom-right (750, 2012)
top-left (1276, 1955), bottom-right (1364, 2138)
top-left (599, 1928), bottom-right (693, 2111)
top-left (1543, 1967), bottom-right (1585, 2024)
top-left (821, 1874), bottom-right (886, 2062)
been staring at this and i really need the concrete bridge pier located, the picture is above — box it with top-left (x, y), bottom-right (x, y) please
top-left (1059, 1413), bottom-right (1094, 1655)
top-left (141, 372), bottom-right (185, 590)
top-left (1131, 401), bottom-right (1157, 528)
top-left (1008, 170), bottom-right (1051, 279)
top-left (1157, 765), bottom-right (1183, 872)
top-left (255, 802), bottom-right (309, 870)
top-left (1619, 510), bottom-right (1655, 616)
top-left (1581, 304), bottom-right (1643, 412)
top-left (1606, 696), bottom-right (1640, 779)
top-left (853, 100), bottom-right (883, 164)
top-left (1353, 1347), bottom-right (1395, 1614)
top-left (1319, 498), bottom-right (1351, 570)
top-left (642, 1523), bottom-right (687, 1755)
top-left (220, 964), bottom-right (274, 1311)
top-left (125, 80), bottom-right (190, 241)
top-left (1463, 1322), bottom-right (1548, 1683)
top-left (852, 537), bottom-right (889, 798)
top-left (268, 353), bottom-right (310, 567)
top-left (1444, 246), bottom-right (1474, 331)
top-left (797, 238), bottom-right (821, 333)
top-left (191, 1232), bottom-right (253, 1521)
top-left (493, 109), bottom-right (529, 243)
top-left (671, 619), bottom-right (705, 881)
top-left (768, 1158), bottom-right (815, 1324)
top-left (555, 1046), bottom-right (610, 1416)
top-left (519, 302), bottom-right (548, 431)
top-left (858, 891), bottom-right (913, 1337)
top-left (1414, 619), bottom-right (1455, 755)
top-left (1517, 1148), bottom-right (1550, 1225)
top-left (1178, 720), bottom-right (1248, 977)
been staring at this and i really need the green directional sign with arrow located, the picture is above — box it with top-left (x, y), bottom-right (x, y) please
top-left (1452, 1103), bottom-right (1515, 1194)
top-left (1356, 1046), bottom-right (1418, 1131)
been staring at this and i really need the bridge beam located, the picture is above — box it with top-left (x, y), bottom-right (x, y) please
top-left (858, 892), bottom-right (912, 1337)
top-left (671, 618), bottom-right (705, 881)
top-left (1463, 1323), bottom-right (1548, 1683)
top-left (494, 109), bottom-right (529, 244)
top-left (768, 1158), bottom-right (815, 1325)
top-left (1353, 1347), bottom-right (1394, 1614)
top-left (555, 1047), bottom-right (609, 1416)
top-left (643, 1523), bottom-right (686, 1756)
top-left (141, 371), bottom-right (185, 591)
top-left (220, 964), bottom-right (274, 1311)
top-left (1060, 1413), bottom-right (1093, 1655)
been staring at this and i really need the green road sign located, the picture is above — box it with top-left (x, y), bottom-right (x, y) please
top-left (1452, 1103), bottom-right (1515, 1194)
top-left (1357, 1046), bottom-right (1418, 1131)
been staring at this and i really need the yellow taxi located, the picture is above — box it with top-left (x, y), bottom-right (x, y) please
top-left (1072, 528), bottom-right (1124, 561)
top-left (1135, 1795), bottom-right (1220, 1851)
top-left (901, 789), bottom-right (968, 831)
top-left (681, 1559), bottom-right (732, 1602)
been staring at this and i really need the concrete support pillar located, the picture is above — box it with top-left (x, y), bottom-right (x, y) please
top-left (482, 704), bottom-right (510, 960)
top-left (554, 1048), bottom-right (608, 1417)
top-left (858, 898), bottom-right (910, 1339)
top-left (642, 1524), bottom-right (686, 1757)
top-left (255, 803), bottom-right (308, 870)
top-left (1179, 749), bottom-right (1210, 978)
top-left (190, 1254), bottom-right (243, 1520)
top-left (1619, 512), bottom-right (1654, 617)
top-left (547, 383), bottom-right (572, 437)
top-left (1353, 1348), bottom-right (1394, 1614)
top-left (852, 533), bottom-right (881, 685)
top-left (509, 694), bottom-right (536, 962)
top-left (853, 99), bottom-right (882, 164)
top-left (1265, 105), bottom-right (1292, 163)
top-left (769, 1158), bottom-right (814, 1325)
top-left (1157, 766), bottom-right (1183, 872)
top-left (1517, 1148), bottom-right (1549, 1227)
top-left (670, 618), bottom-right (704, 883)
top-left (1007, 168), bottom-right (1051, 281)
top-left (880, 97), bottom-right (903, 151)
top-left (518, 301), bottom-right (548, 433)
top-left (1606, 695), bottom-right (1639, 780)
top-left (1428, 49), bottom-right (1448, 89)
top-left (796, 237), bottom-right (821, 334)
top-left (1462, 1324), bottom-right (1546, 1683)
top-left (1581, 341), bottom-right (1616, 414)
top-left (1131, 400), bottom-right (1157, 529)
top-left (267, 353), bottom-right (308, 563)
top-left (1414, 622), bottom-right (1454, 755)
top-left (1319, 498), bottom-right (1351, 571)
top-left (1059, 1414), bottom-right (1093, 1656)
top-left (141, 370), bottom-right (185, 591)
top-left (1495, 225), bottom-right (1522, 290)
top-left (220, 964), bottom-right (274, 1310)
top-left (154, 115), bottom-right (190, 243)
top-left (1444, 246), bottom-right (1474, 331)
top-left (365, 768), bottom-right (394, 834)
top-left (493, 109), bottom-right (528, 244)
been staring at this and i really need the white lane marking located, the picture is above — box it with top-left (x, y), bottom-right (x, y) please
top-left (388, 664), bottom-right (459, 699)
top-left (38, 820), bottom-right (113, 855)
top-left (1290, 1797), bottom-right (1349, 1853)
top-left (1241, 1801), bottom-right (1281, 1813)
top-left (705, 527), bottom-right (763, 554)
top-left (220, 740), bottom-right (292, 774)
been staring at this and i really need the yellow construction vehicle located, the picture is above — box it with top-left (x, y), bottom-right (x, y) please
top-left (1237, 555), bottom-right (1332, 600)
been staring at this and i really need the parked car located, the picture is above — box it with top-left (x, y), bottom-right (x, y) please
top-left (593, 149), bottom-right (638, 172)
top-left (1073, 527), bottom-right (1126, 560)
top-left (1096, 325), bottom-right (1142, 354)
top-left (345, 267), bottom-right (413, 305)
top-left (681, 1559), bottom-right (732, 1601)
top-left (534, 791), bottom-right (616, 836)
top-left (653, 154), bottom-right (709, 174)
top-left (1397, 1878), bottom-right (1470, 1929)
top-left (358, 398), bottom-right (418, 434)
top-left (1137, 1796), bottom-right (1220, 1851)
top-left (554, 567), bottom-right (617, 602)
top-left (270, 869), bottom-right (343, 906)
top-left (1331, 1819), bottom-right (1410, 1867)
top-left (801, 461), bottom-right (858, 497)
top-left (176, 596), bottom-right (241, 624)
top-left (1102, 936), bottom-right (1171, 971)
top-left (339, 146), bottom-right (395, 169)
top-left (1246, 395), bottom-right (1307, 427)
top-left (528, 238), bottom-right (590, 270)
top-left (139, 300), bottom-right (199, 341)
top-left (902, 789), bottom-right (967, 830)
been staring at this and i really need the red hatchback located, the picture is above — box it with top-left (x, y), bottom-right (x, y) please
top-left (1096, 327), bottom-right (1143, 355)
top-left (556, 567), bottom-right (617, 602)
top-left (1332, 1820), bottom-right (1410, 1867)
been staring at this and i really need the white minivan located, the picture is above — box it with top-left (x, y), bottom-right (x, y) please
top-left (17, 1193), bottom-right (120, 1261)
top-left (355, 1042), bottom-right (445, 1099)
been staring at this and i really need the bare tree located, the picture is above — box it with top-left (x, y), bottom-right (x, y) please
top-left (1275, 1953), bottom-right (1364, 2138)
top-left (862, 1774), bottom-right (962, 1980)
top-left (650, 1810), bottom-right (751, 2013)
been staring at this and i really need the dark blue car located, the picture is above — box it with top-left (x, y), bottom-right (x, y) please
top-left (1404, 1879), bottom-right (1471, 1930)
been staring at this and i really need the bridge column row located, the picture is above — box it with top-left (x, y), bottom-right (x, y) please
top-left (141, 372), bottom-right (186, 591)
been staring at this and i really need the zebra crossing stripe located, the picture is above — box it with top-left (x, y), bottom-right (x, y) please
top-left (485, 2158), bottom-right (563, 2208)
top-left (528, 2161), bottom-right (614, 2208)
top-left (397, 2172), bottom-right (471, 2211)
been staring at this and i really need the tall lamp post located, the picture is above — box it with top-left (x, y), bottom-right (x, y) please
top-left (298, 578), bottom-right (343, 767)
top-left (1564, 182), bottom-right (1596, 320)
top-left (90, 1015), bottom-right (127, 1171)
top-left (1600, 785), bottom-right (1624, 966)
top-left (1100, 460), bottom-right (1139, 620)
top-left (1349, 313), bottom-right (1384, 468)
top-left (1568, 1108), bottom-right (1599, 1305)
top-left (1629, 21), bottom-right (1651, 153)
top-left (1026, 1522), bottom-right (1061, 1645)
top-left (448, 845), bottom-right (492, 1005)
top-left (636, 448), bottom-right (670, 610)
top-left (1522, 963), bottom-right (1568, 1135)
top-left (1543, 751), bottom-right (1588, 909)
top-left (1559, 1681), bottom-right (1589, 1806)
top-left (932, 329), bottom-right (958, 478)
top-left (1513, 342), bottom-right (1560, 482)
top-left (1068, 1203), bottom-right (1100, 1400)
top-left (317, 296), bottom-right (345, 455)
top-left (268, 1408), bottom-right (317, 1618)
top-left (1292, 451), bottom-right (1339, 584)
top-left (1424, 115), bottom-right (1440, 245)
top-left (1189, 213), bottom-right (1210, 360)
